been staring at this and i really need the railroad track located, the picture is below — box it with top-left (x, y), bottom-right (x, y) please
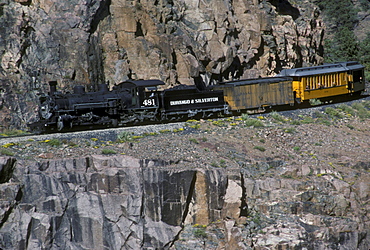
top-left (0, 122), bottom-right (186, 146)
top-left (1, 93), bottom-right (370, 146)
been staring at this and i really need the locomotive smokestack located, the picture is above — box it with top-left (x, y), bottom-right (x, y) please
top-left (49, 81), bottom-right (57, 95)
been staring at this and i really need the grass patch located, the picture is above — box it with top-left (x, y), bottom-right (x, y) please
top-left (352, 103), bottom-right (370, 119)
top-left (2, 142), bottom-right (16, 148)
top-left (316, 118), bottom-right (331, 126)
top-left (143, 132), bottom-right (159, 136)
top-left (212, 120), bottom-right (226, 127)
top-left (210, 160), bottom-right (227, 168)
top-left (337, 104), bottom-right (356, 117)
top-left (301, 116), bottom-right (315, 124)
top-left (0, 148), bottom-right (14, 156)
top-left (314, 111), bottom-right (327, 118)
top-left (173, 128), bottom-right (184, 132)
top-left (241, 113), bottom-right (249, 120)
top-left (47, 138), bottom-right (61, 147)
top-left (290, 120), bottom-right (301, 125)
top-left (159, 129), bottom-right (171, 133)
top-left (244, 118), bottom-right (265, 128)
top-left (0, 129), bottom-right (28, 137)
top-left (186, 120), bottom-right (201, 129)
top-left (270, 111), bottom-right (286, 123)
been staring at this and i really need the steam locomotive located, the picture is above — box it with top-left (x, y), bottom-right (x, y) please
top-left (29, 79), bottom-right (228, 132)
top-left (28, 61), bottom-right (365, 133)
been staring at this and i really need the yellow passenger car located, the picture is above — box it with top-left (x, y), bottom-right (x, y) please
top-left (278, 61), bottom-right (365, 102)
top-left (212, 77), bottom-right (294, 111)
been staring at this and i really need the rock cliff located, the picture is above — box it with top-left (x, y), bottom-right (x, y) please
top-left (1, 154), bottom-right (369, 249)
top-left (0, 0), bottom-right (325, 129)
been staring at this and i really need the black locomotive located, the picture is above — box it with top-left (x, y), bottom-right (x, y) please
top-left (29, 61), bottom-right (366, 133)
top-left (29, 79), bottom-right (228, 132)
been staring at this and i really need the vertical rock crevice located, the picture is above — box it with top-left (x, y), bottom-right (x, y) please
top-left (239, 172), bottom-right (248, 217)
top-left (0, 157), bottom-right (16, 184)
top-left (181, 170), bottom-right (197, 225)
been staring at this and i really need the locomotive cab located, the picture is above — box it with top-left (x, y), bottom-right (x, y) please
top-left (116, 80), bottom-right (164, 109)
top-left (114, 79), bottom-right (165, 124)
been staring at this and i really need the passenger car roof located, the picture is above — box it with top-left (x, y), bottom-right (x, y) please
top-left (277, 61), bottom-right (364, 77)
top-left (213, 76), bottom-right (292, 87)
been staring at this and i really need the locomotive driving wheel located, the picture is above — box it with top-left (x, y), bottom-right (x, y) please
top-left (57, 116), bottom-right (64, 131)
top-left (57, 115), bottom-right (73, 131)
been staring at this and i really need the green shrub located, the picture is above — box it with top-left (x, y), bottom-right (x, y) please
top-left (189, 138), bottom-right (199, 144)
top-left (270, 112), bottom-right (286, 123)
top-left (117, 131), bottom-right (132, 142)
top-left (101, 148), bottom-right (117, 155)
top-left (284, 127), bottom-right (296, 133)
top-left (253, 146), bottom-right (266, 152)
top-left (193, 228), bottom-right (207, 238)
top-left (309, 98), bottom-right (322, 106)
top-left (293, 146), bottom-right (301, 151)
top-left (346, 124), bottom-right (355, 130)
top-left (211, 162), bottom-right (219, 168)
top-left (324, 107), bottom-right (344, 119)
top-left (314, 111), bottom-right (326, 118)
top-left (194, 228), bottom-right (207, 238)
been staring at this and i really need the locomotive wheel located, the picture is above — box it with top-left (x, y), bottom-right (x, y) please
top-left (57, 116), bottom-right (64, 131)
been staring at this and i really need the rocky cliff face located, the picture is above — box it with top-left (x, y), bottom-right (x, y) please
top-left (0, 0), bottom-right (324, 129)
top-left (1, 155), bottom-right (369, 249)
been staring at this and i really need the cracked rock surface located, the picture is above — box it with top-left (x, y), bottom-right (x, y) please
top-left (1, 103), bottom-right (370, 249)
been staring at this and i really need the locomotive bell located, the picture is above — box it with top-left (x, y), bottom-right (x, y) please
top-left (98, 84), bottom-right (109, 92)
